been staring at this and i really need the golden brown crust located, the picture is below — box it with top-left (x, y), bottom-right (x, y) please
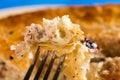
top-left (99, 57), bottom-right (120, 80)
top-left (87, 57), bottom-right (120, 80)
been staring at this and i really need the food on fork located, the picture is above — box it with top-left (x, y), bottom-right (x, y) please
top-left (0, 4), bottom-right (120, 80)
top-left (13, 15), bottom-right (97, 80)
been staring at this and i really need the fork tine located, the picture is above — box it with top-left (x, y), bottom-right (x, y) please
top-left (34, 51), bottom-right (49, 80)
top-left (24, 46), bottom-right (40, 80)
top-left (43, 53), bottom-right (56, 80)
top-left (53, 55), bottom-right (65, 80)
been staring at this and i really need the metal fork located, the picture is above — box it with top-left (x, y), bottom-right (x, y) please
top-left (24, 46), bottom-right (65, 80)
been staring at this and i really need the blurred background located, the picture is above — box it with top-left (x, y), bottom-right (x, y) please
top-left (0, 0), bottom-right (120, 9)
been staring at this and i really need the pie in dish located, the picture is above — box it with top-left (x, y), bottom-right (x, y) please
top-left (0, 4), bottom-right (120, 80)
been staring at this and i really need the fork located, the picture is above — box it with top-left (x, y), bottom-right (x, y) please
top-left (24, 46), bottom-right (65, 80)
